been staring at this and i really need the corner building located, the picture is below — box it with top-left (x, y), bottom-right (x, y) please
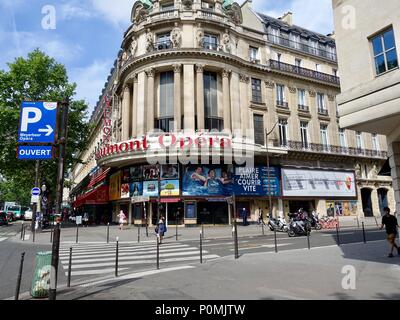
top-left (70, 0), bottom-right (394, 226)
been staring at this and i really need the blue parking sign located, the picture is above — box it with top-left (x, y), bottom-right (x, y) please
top-left (18, 101), bottom-right (58, 144)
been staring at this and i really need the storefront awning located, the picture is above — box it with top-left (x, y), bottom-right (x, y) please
top-left (73, 185), bottom-right (109, 208)
top-left (161, 198), bottom-right (181, 203)
top-left (87, 168), bottom-right (111, 188)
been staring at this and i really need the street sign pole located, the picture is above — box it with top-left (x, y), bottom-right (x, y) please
top-left (49, 99), bottom-right (69, 300)
top-left (30, 161), bottom-right (40, 232)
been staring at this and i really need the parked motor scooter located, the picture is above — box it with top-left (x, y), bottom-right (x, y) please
top-left (287, 212), bottom-right (311, 237)
top-left (268, 217), bottom-right (289, 232)
top-left (308, 215), bottom-right (322, 230)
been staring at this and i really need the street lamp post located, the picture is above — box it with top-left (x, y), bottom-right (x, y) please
top-left (266, 121), bottom-right (279, 220)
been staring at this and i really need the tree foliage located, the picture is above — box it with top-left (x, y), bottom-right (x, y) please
top-left (0, 49), bottom-right (91, 206)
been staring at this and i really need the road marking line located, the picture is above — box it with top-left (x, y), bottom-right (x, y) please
top-left (0, 237), bottom-right (6, 242)
top-left (59, 247), bottom-right (201, 259)
top-left (63, 254), bottom-right (220, 270)
top-left (65, 268), bottom-right (130, 276)
top-left (59, 244), bottom-right (191, 255)
top-left (229, 243), bottom-right (293, 251)
top-left (60, 250), bottom-right (210, 264)
top-left (77, 265), bottom-right (196, 288)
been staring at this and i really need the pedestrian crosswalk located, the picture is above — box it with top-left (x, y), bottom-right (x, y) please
top-left (0, 232), bottom-right (18, 242)
top-left (59, 242), bottom-right (220, 277)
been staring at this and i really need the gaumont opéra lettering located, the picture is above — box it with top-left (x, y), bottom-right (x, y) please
top-left (154, 304), bottom-right (246, 318)
top-left (95, 133), bottom-right (233, 160)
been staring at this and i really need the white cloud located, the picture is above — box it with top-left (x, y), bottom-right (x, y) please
top-left (0, 30), bottom-right (83, 70)
top-left (90, 0), bottom-right (132, 29)
top-left (60, 3), bottom-right (95, 21)
top-left (69, 59), bottom-right (113, 112)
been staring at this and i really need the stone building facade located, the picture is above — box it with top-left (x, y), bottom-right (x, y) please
top-left (70, 0), bottom-right (394, 226)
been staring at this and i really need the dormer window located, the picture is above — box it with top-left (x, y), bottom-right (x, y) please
top-left (202, 1), bottom-right (214, 11)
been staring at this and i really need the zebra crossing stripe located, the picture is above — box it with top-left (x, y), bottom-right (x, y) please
top-left (66, 268), bottom-right (130, 277)
top-left (59, 242), bottom-right (182, 251)
top-left (60, 250), bottom-right (210, 264)
top-left (0, 237), bottom-right (6, 242)
top-left (59, 245), bottom-right (192, 257)
top-left (63, 254), bottom-right (220, 270)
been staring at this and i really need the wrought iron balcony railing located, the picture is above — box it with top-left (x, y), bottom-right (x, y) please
top-left (298, 104), bottom-right (310, 112)
top-left (202, 41), bottom-right (223, 51)
top-left (276, 100), bottom-right (289, 109)
top-left (286, 140), bottom-right (388, 158)
top-left (269, 60), bottom-right (340, 85)
top-left (154, 40), bottom-right (173, 51)
top-left (267, 34), bottom-right (337, 62)
top-left (318, 108), bottom-right (329, 116)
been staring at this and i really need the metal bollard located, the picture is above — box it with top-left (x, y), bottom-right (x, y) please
top-left (76, 225), bottom-right (79, 244)
top-left (22, 226), bottom-right (26, 241)
top-left (115, 237), bottom-right (119, 277)
top-left (262, 221), bottom-right (265, 236)
top-left (234, 220), bottom-right (239, 259)
top-left (202, 223), bottom-right (204, 240)
top-left (156, 235), bottom-right (160, 270)
top-left (176, 219), bottom-right (178, 242)
top-left (146, 221), bottom-right (149, 238)
top-left (20, 222), bottom-right (24, 240)
top-left (307, 230), bottom-right (311, 250)
top-left (107, 223), bottom-right (110, 244)
top-left (200, 231), bottom-right (203, 264)
top-left (50, 224), bottom-right (53, 243)
top-left (362, 222), bottom-right (366, 243)
top-left (14, 252), bottom-right (25, 300)
top-left (274, 228), bottom-right (278, 253)
top-left (32, 228), bottom-right (35, 243)
top-left (67, 247), bottom-right (72, 287)
top-left (336, 224), bottom-right (341, 246)
top-left (138, 224), bottom-right (141, 243)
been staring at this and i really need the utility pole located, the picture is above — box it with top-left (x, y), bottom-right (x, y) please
top-left (49, 99), bottom-right (69, 300)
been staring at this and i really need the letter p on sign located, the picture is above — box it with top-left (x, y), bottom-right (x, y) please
top-left (21, 107), bottom-right (42, 132)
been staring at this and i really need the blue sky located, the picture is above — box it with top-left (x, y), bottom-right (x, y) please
top-left (0, 0), bottom-right (333, 116)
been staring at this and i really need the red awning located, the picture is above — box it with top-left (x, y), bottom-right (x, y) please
top-left (73, 185), bottom-right (109, 208)
top-left (161, 198), bottom-right (181, 203)
top-left (87, 168), bottom-right (111, 188)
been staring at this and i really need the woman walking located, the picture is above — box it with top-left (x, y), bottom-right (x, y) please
top-left (157, 216), bottom-right (167, 244)
top-left (117, 210), bottom-right (127, 230)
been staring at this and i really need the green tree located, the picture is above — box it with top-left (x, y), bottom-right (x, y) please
top-left (0, 49), bottom-right (91, 206)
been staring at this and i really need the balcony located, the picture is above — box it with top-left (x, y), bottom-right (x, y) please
top-left (202, 41), bottom-right (223, 51)
top-left (298, 104), bottom-right (310, 112)
top-left (318, 108), bottom-right (329, 116)
top-left (269, 60), bottom-right (340, 86)
top-left (267, 34), bottom-right (337, 62)
top-left (197, 10), bottom-right (225, 23)
top-left (286, 141), bottom-right (388, 159)
top-left (276, 100), bottom-right (289, 109)
top-left (154, 40), bottom-right (173, 51)
top-left (150, 9), bottom-right (178, 21)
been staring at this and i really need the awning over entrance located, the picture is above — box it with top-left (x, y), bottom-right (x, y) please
top-left (73, 185), bottom-right (109, 208)
top-left (87, 168), bottom-right (111, 188)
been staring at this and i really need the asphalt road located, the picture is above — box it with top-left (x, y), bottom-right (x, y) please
top-left (0, 221), bottom-right (388, 300)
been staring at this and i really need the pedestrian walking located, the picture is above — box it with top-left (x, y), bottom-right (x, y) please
top-left (117, 210), bottom-right (127, 231)
top-left (156, 216), bottom-right (167, 244)
top-left (380, 207), bottom-right (400, 258)
top-left (242, 208), bottom-right (248, 226)
top-left (257, 208), bottom-right (264, 226)
top-left (83, 211), bottom-right (89, 227)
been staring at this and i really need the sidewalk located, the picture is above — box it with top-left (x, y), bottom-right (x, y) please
top-left (51, 240), bottom-right (400, 300)
top-left (14, 217), bottom-right (378, 245)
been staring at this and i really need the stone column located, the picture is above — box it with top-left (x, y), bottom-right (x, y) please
top-left (388, 141), bottom-right (400, 214)
top-left (136, 71), bottom-right (146, 136)
top-left (132, 74), bottom-right (138, 138)
top-left (146, 68), bottom-right (155, 132)
top-left (196, 64), bottom-right (205, 131)
top-left (173, 64), bottom-right (182, 131)
top-left (183, 64), bottom-right (195, 129)
top-left (239, 74), bottom-right (250, 137)
top-left (222, 69), bottom-right (231, 131)
top-left (122, 85), bottom-right (131, 141)
top-left (231, 72), bottom-right (242, 131)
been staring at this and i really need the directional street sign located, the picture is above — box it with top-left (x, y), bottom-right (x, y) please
top-left (18, 145), bottom-right (53, 160)
top-left (32, 188), bottom-right (41, 196)
top-left (18, 101), bottom-right (58, 144)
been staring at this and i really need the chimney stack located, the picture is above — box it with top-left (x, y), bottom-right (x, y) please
top-left (281, 11), bottom-right (293, 26)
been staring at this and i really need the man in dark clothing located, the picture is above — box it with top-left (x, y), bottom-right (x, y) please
top-left (380, 207), bottom-right (400, 258)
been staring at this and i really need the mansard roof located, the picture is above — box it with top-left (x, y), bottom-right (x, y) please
top-left (257, 12), bottom-right (336, 46)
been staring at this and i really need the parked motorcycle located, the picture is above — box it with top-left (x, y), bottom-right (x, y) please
top-left (308, 215), bottom-right (322, 230)
top-left (268, 217), bottom-right (289, 232)
top-left (287, 212), bottom-right (311, 237)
